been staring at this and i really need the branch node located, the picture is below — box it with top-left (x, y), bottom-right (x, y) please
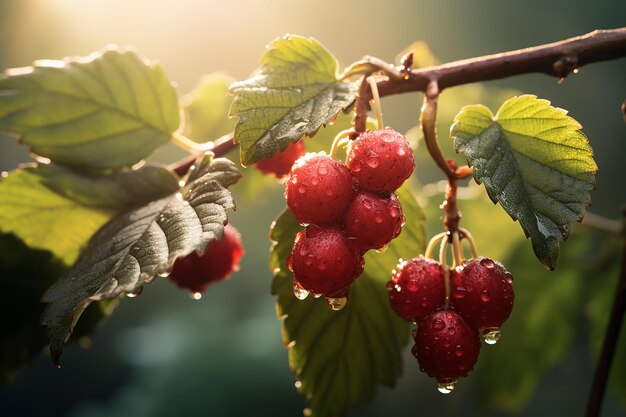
top-left (552, 54), bottom-right (579, 79)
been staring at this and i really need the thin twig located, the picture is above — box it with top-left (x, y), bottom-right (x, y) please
top-left (171, 132), bottom-right (236, 177)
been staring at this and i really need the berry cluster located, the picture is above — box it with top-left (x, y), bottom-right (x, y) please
top-left (285, 128), bottom-right (414, 309)
top-left (169, 224), bottom-right (244, 298)
top-left (388, 254), bottom-right (514, 392)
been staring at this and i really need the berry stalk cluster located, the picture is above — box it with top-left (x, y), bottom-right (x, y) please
top-left (285, 128), bottom-right (415, 310)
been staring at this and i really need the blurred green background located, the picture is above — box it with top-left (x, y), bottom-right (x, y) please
top-left (0, 1), bottom-right (625, 416)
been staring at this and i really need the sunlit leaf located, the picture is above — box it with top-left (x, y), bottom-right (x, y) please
top-left (0, 46), bottom-right (180, 169)
top-left (230, 34), bottom-right (358, 166)
top-left (451, 95), bottom-right (597, 269)
top-left (41, 154), bottom-right (241, 364)
top-left (182, 72), bottom-right (237, 142)
top-left (0, 163), bottom-right (179, 264)
top-left (270, 186), bottom-right (425, 416)
top-left (473, 234), bottom-right (586, 411)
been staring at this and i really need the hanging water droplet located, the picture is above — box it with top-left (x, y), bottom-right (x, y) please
top-left (313, 292), bottom-right (323, 298)
top-left (293, 282), bottom-right (309, 300)
top-left (126, 288), bottom-right (142, 298)
top-left (375, 243), bottom-right (390, 253)
top-left (365, 155), bottom-right (379, 168)
top-left (480, 290), bottom-right (490, 303)
top-left (350, 161), bottom-right (362, 173)
top-left (573, 68), bottom-right (580, 74)
top-left (483, 328), bottom-right (501, 345)
top-left (437, 379), bottom-right (457, 394)
top-left (505, 272), bottom-right (513, 284)
top-left (326, 296), bottom-right (348, 310)
top-left (191, 292), bottom-right (202, 300)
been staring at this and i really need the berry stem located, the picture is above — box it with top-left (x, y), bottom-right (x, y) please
top-left (585, 212), bottom-right (626, 417)
top-left (171, 132), bottom-right (216, 154)
top-left (330, 128), bottom-right (355, 159)
top-left (367, 76), bottom-right (384, 129)
top-left (451, 231), bottom-right (463, 267)
top-left (459, 227), bottom-right (479, 259)
top-left (425, 232), bottom-right (447, 259)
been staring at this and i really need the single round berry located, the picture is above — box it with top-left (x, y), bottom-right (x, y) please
top-left (412, 310), bottom-right (481, 386)
top-left (450, 257), bottom-right (514, 332)
top-left (344, 191), bottom-right (404, 251)
top-left (287, 225), bottom-right (364, 296)
top-left (346, 128), bottom-right (414, 192)
top-left (169, 225), bottom-right (244, 294)
top-left (387, 256), bottom-right (445, 322)
top-left (284, 152), bottom-right (354, 224)
top-left (255, 140), bottom-right (306, 178)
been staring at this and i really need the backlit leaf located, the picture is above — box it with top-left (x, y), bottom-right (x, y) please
top-left (230, 35), bottom-right (358, 166)
top-left (451, 95), bottom-right (597, 269)
top-left (0, 46), bottom-right (180, 169)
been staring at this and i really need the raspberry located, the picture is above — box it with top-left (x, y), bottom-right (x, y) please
top-left (387, 256), bottom-right (445, 322)
top-left (255, 140), bottom-right (305, 178)
top-left (169, 225), bottom-right (244, 295)
top-left (284, 152), bottom-right (354, 224)
top-left (346, 128), bottom-right (414, 192)
top-left (287, 225), bottom-right (364, 296)
top-left (450, 257), bottom-right (514, 342)
top-left (412, 310), bottom-right (481, 391)
top-left (344, 191), bottom-right (404, 251)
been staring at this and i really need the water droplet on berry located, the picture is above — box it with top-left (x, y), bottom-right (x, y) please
top-left (313, 292), bottom-right (323, 298)
top-left (480, 258), bottom-right (495, 268)
top-left (310, 177), bottom-right (319, 186)
top-left (483, 328), bottom-right (501, 345)
top-left (325, 189), bottom-right (334, 197)
top-left (374, 213), bottom-right (384, 224)
top-left (432, 319), bottom-right (446, 331)
top-left (389, 207), bottom-right (400, 218)
top-left (298, 185), bottom-right (307, 194)
top-left (397, 147), bottom-right (407, 156)
top-left (318, 165), bottom-right (328, 176)
top-left (455, 345), bottom-right (464, 357)
top-left (304, 255), bottom-right (314, 266)
top-left (481, 290), bottom-right (490, 302)
top-left (453, 290), bottom-right (465, 299)
top-left (363, 200), bottom-right (372, 209)
top-left (286, 254), bottom-right (294, 271)
top-left (350, 161), bottom-right (362, 173)
top-left (365, 155), bottom-right (380, 168)
top-left (293, 282), bottom-right (309, 300)
top-left (191, 292), bottom-right (202, 300)
top-left (437, 379), bottom-right (457, 394)
top-left (126, 288), bottom-right (142, 298)
top-left (505, 273), bottom-right (513, 284)
top-left (326, 296), bottom-right (348, 310)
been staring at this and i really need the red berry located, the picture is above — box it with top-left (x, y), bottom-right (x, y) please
top-left (287, 225), bottom-right (364, 296)
top-left (412, 310), bottom-right (480, 388)
top-left (344, 191), bottom-right (404, 251)
top-left (255, 140), bottom-right (305, 178)
top-left (387, 256), bottom-right (445, 322)
top-left (169, 225), bottom-right (244, 294)
top-left (450, 257), bottom-right (514, 335)
top-left (284, 152), bottom-right (354, 224)
top-left (346, 128), bottom-right (414, 192)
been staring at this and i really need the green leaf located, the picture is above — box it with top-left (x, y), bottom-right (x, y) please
top-left (0, 46), bottom-right (180, 169)
top-left (182, 72), bottom-right (236, 142)
top-left (473, 234), bottom-right (585, 411)
top-left (230, 34), bottom-right (358, 166)
top-left (451, 94), bottom-right (597, 269)
top-left (0, 163), bottom-right (180, 264)
top-left (41, 154), bottom-right (241, 365)
top-left (270, 186), bottom-right (425, 417)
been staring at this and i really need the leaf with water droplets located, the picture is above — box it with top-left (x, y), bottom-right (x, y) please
top-left (41, 154), bottom-right (240, 365)
top-left (451, 95), bottom-right (597, 269)
top-left (0, 46), bottom-right (179, 170)
top-left (230, 34), bottom-right (358, 166)
top-left (270, 185), bottom-right (425, 417)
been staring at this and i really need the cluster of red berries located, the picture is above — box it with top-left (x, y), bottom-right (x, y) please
top-left (388, 254), bottom-right (514, 392)
top-left (169, 224), bottom-right (244, 298)
top-left (284, 128), bottom-right (415, 309)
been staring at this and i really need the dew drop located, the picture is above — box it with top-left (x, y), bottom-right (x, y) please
top-left (437, 379), bottom-right (457, 394)
top-left (452, 290), bottom-right (465, 299)
top-left (286, 254), bottom-right (294, 271)
top-left (374, 213), bottom-right (384, 224)
top-left (191, 292), bottom-right (202, 300)
top-left (365, 156), bottom-right (380, 168)
top-left (455, 345), bottom-right (464, 357)
top-left (389, 207), bottom-right (400, 218)
top-left (310, 177), bottom-right (319, 186)
top-left (294, 380), bottom-right (302, 389)
top-left (325, 189), bottom-right (334, 197)
top-left (397, 147), bottom-right (406, 156)
top-left (375, 243), bottom-right (390, 253)
top-left (293, 282), bottom-right (309, 300)
top-left (432, 318), bottom-right (445, 331)
top-left (313, 292), bottom-right (323, 298)
top-left (126, 288), bottom-right (142, 298)
top-left (480, 258), bottom-right (495, 268)
top-left (363, 200), bottom-right (373, 210)
top-left (304, 255), bottom-right (314, 266)
top-left (350, 162), bottom-right (362, 173)
top-left (326, 296), bottom-right (348, 310)
top-left (573, 68), bottom-right (580, 74)
top-left (298, 185), bottom-right (307, 194)
top-left (505, 273), bottom-right (513, 284)
top-left (483, 328), bottom-right (501, 345)
top-left (481, 290), bottom-right (490, 303)
top-left (318, 165), bottom-right (328, 176)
